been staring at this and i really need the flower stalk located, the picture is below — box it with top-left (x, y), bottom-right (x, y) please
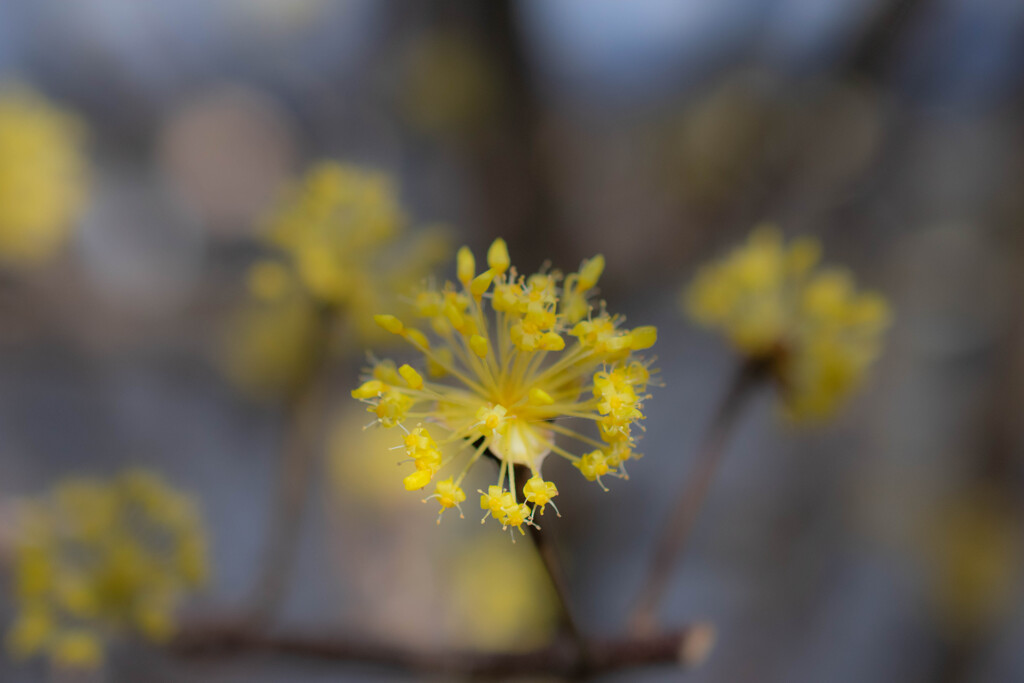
top-left (630, 359), bottom-right (767, 633)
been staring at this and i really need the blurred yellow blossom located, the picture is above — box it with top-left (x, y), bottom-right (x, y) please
top-left (5, 471), bottom-right (208, 669)
top-left (685, 226), bottom-right (890, 420)
top-left (446, 535), bottom-right (557, 650)
top-left (224, 266), bottom-right (324, 399)
top-left (926, 488), bottom-right (1021, 640)
top-left (227, 162), bottom-right (450, 397)
top-left (0, 85), bottom-right (88, 266)
top-left (263, 161), bottom-right (450, 341)
top-left (352, 238), bottom-right (657, 534)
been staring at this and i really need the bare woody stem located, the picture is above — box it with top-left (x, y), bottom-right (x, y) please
top-left (509, 462), bottom-right (584, 652)
top-left (630, 359), bottom-right (767, 633)
top-left (249, 308), bottom-right (336, 621)
top-left (171, 619), bottom-right (716, 677)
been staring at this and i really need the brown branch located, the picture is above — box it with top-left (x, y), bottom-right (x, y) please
top-left (527, 520), bottom-right (584, 648)
top-left (171, 619), bottom-right (715, 677)
top-left (630, 359), bottom-right (766, 633)
top-left (506, 461), bottom-right (585, 650)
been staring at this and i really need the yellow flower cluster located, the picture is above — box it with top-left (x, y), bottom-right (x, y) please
top-left (352, 238), bottom-right (657, 535)
top-left (6, 471), bottom-right (208, 669)
top-left (685, 227), bottom-right (891, 420)
top-left (0, 86), bottom-right (88, 266)
top-left (262, 160), bottom-right (450, 343)
top-left (227, 162), bottom-right (450, 397)
top-left (228, 162), bottom-right (452, 395)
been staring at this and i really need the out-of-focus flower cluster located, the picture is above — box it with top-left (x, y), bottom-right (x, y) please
top-left (686, 227), bottom-right (890, 420)
top-left (226, 161), bottom-right (450, 398)
top-left (352, 238), bottom-right (657, 534)
top-left (0, 86), bottom-right (88, 267)
top-left (6, 471), bottom-right (208, 670)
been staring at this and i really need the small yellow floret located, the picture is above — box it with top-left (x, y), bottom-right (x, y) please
top-left (457, 246), bottom-right (476, 285)
top-left (523, 476), bottom-right (558, 515)
top-left (403, 468), bottom-right (432, 491)
top-left (476, 403), bottom-right (508, 434)
top-left (404, 426), bottom-right (435, 453)
top-left (352, 379), bottom-right (385, 399)
top-left (373, 388), bottom-right (413, 427)
top-left (435, 478), bottom-right (466, 508)
top-left (578, 254), bottom-right (605, 290)
top-left (430, 478), bottom-right (466, 522)
top-left (399, 364), bottom-right (424, 390)
top-left (373, 360), bottom-right (403, 385)
top-left (502, 502), bottom-right (533, 534)
top-left (528, 388), bottom-right (554, 406)
top-left (404, 328), bottom-right (431, 349)
top-left (575, 450), bottom-right (611, 482)
top-left (487, 238), bottom-right (510, 274)
top-left (374, 314), bottom-right (405, 335)
top-left (470, 334), bottom-right (490, 358)
top-left (480, 485), bottom-right (509, 523)
top-left (629, 326), bottom-right (658, 350)
top-left (470, 270), bottom-right (496, 298)
top-left (538, 332), bottom-right (565, 351)
top-left (413, 448), bottom-right (442, 474)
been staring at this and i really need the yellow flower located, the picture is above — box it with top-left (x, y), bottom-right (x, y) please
top-left (685, 226), bottom-right (890, 420)
top-left (226, 162), bottom-right (450, 396)
top-left (262, 161), bottom-right (450, 342)
top-left (6, 470), bottom-right (208, 669)
top-left (353, 238), bottom-right (657, 532)
top-left (0, 86), bottom-right (88, 266)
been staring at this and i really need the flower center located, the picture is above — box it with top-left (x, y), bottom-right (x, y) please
top-left (487, 418), bottom-right (553, 470)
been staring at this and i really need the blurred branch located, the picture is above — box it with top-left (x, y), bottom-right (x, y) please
top-left (171, 618), bottom-right (714, 677)
top-left (843, 0), bottom-right (933, 79)
top-left (630, 360), bottom-right (767, 633)
top-left (417, 0), bottom-right (562, 260)
top-left (248, 308), bottom-right (336, 620)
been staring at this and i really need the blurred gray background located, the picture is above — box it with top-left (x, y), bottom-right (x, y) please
top-left (1, 0), bottom-right (1023, 681)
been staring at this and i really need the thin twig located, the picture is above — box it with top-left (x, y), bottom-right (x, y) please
top-left (630, 359), bottom-right (766, 633)
top-left (507, 462), bottom-right (584, 655)
top-left (527, 522), bottom-right (584, 647)
top-left (171, 619), bottom-right (715, 677)
top-left (248, 309), bottom-right (336, 621)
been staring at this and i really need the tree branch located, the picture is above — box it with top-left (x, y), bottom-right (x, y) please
top-left (171, 619), bottom-right (715, 677)
top-left (630, 359), bottom-right (766, 633)
top-left (247, 307), bottom-right (337, 621)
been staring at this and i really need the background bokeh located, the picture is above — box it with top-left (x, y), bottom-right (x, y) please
top-left (1, 0), bottom-right (1024, 681)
